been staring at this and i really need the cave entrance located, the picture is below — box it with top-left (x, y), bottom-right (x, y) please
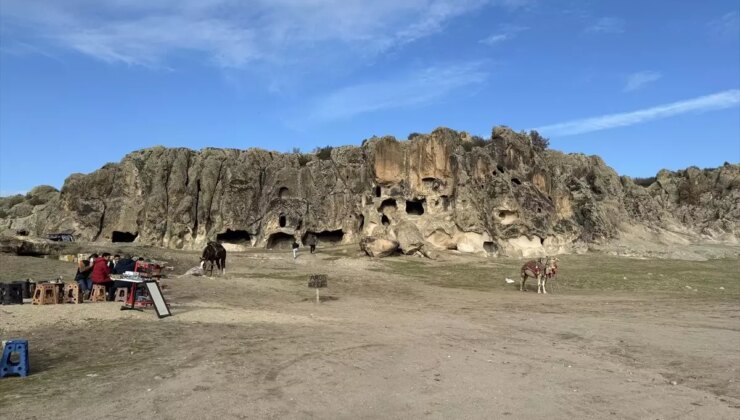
top-left (216, 229), bottom-right (251, 244)
top-left (302, 230), bottom-right (344, 245)
top-left (374, 186), bottom-right (382, 197)
top-left (511, 177), bottom-right (522, 185)
top-left (405, 199), bottom-right (425, 216)
top-left (379, 198), bottom-right (397, 213)
top-left (381, 214), bottom-right (390, 226)
top-left (358, 214), bottom-right (365, 231)
top-left (483, 241), bottom-right (497, 254)
top-left (279, 214), bottom-right (287, 227)
top-left (266, 232), bottom-right (295, 249)
top-left (279, 187), bottom-right (290, 199)
top-left (112, 231), bottom-right (137, 243)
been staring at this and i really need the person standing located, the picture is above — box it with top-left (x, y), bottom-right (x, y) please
top-left (307, 234), bottom-right (317, 254)
top-left (292, 240), bottom-right (299, 259)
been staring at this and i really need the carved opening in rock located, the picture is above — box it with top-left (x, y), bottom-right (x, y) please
top-left (279, 187), bottom-right (290, 199)
top-left (422, 177), bottom-right (439, 190)
top-left (379, 198), bottom-right (397, 213)
top-left (497, 164), bottom-right (505, 173)
top-left (483, 241), bottom-right (497, 254)
top-left (279, 214), bottom-right (287, 227)
top-left (511, 177), bottom-right (521, 185)
top-left (216, 229), bottom-right (251, 244)
top-left (267, 232), bottom-right (294, 249)
top-left (539, 236), bottom-right (545, 245)
top-left (112, 231), bottom-right (137, 243)
top-left (497, 210), bottom-right (518, 225)
top-left (296, 219), bottom-right (303, 230)
top-left (374, 186), bottom-right (382, 197)
top-left (537, 207), bottom-right (542, 213)
top-left (405, 199), bottom-right (425, 216)
top-left (358, 214), bottom-right (365, 231)
top-left (302, 230), bottom-right (344, 245)
top-left (381, 214), bottom-right (390, 226)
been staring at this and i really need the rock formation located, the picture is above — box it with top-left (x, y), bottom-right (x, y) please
top-left (1, 126), bottom-right (738, 257)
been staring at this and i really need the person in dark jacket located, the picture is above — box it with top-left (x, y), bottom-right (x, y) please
top-left (292, 240), bottom-right (299, 259)
top-left (91, 253), bottom-right (115, 300)
top-left (306, 234), bottom-right (317, 254)
top-left (109, 254), bottom-right (120, 272)
top-left (75, 253), bottom-right (96, 299)
top-left (113, 255), bottom-right (136, 275)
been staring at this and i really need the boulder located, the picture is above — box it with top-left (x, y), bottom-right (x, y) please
top-left (393, 221), bottom-right (426, 255)
top-left (360, 236), bottom-right (399, 258)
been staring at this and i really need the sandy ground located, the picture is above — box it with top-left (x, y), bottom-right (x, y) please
top-left (1, 246), bottom-right (739, 420)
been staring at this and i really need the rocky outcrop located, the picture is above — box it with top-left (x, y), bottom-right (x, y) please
top-left (359, 237), bottom-right (399, 258)
top-left (1, 126), bottom-right (738, 257)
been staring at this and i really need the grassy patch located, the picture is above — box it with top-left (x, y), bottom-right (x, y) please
top-left (374, 254), bottom-right (740, 299)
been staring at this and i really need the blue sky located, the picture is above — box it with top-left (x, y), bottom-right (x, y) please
top-left (1, 0), bottom-right (739, 195)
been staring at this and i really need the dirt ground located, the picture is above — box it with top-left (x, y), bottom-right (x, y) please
top-left (1, 244), bottom-right (739, 420)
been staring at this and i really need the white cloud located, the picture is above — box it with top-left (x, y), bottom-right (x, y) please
top-left (709, 11), bottom-right (740, 38)
top-left (586, 17), bottom-right (625, 34)
top-left (0, 0), bottom-right (506, 69)
top-left (624, 71), bottom-right (662, 92)
top-left (536, 89), bottom-right (740, 136)
top-left (480, 24), bottom-right (528, 46)
top-left (308, 62), bottom-right (488, 121)
top-left (480, 34), bottom-right (510, 45)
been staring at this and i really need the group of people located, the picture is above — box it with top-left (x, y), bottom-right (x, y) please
top-left (74, 253), bottom-right (147, 301)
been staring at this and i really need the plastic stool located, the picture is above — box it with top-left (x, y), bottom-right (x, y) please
top-left (32, 283), bottom-right (56, 305)
top-left (114, 288), bottom-right (128, 303)
top-left (64, 283), bottom-right (81, 304)
top-left (90, 285), bottom-right (107, 302)
top-left (0, 339), bottom-right (29, 378)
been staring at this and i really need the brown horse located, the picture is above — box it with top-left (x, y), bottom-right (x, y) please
top-left (200, 241), bottom-right (227, 276)
top-left (520, 256), bottom-right (558, 293)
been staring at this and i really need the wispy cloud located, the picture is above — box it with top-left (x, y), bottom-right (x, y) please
top-left (0, 0), bottom-right (504, 69)
top-left (307, 62), bottom-right (488, 121)
top-left (480, 24), bottom-right (528, 46)
top-left (709, 11), bottom-right (740, 38)
top-left (586, 17), bottom-right (625, 34)
top-left (536, 89), bottom-right (740, 136)
top-left (624, 71), bottom-right (662, 92)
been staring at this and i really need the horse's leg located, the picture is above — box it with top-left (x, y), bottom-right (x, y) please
top-left (221, 258), bottom-right (226, 275)
top-left (520, 273), bottom-right (527, 292)
top-left (537, 275), bottom-right (542, 294)
top-left (542, 276), bottom-right (548, 294)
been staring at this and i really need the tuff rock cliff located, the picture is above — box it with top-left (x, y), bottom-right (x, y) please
top-left (1, 126), bottom-right (738, 257)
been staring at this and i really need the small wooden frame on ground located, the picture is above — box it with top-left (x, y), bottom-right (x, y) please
top-left (308, 274), bottom-right (328, 304)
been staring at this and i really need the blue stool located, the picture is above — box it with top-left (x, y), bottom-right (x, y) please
top-left (0, 339), bottom-right (29, 378)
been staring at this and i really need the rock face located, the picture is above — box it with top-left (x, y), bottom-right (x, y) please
top-left (1, 126), bottom-right (738, 256)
